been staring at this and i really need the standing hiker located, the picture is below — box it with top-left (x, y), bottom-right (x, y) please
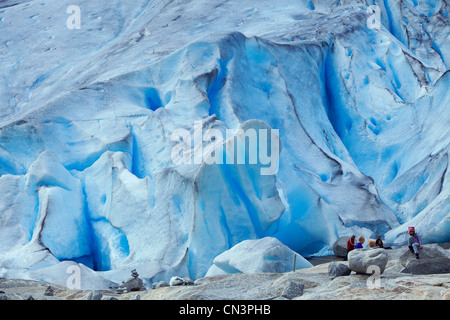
top-left (408, 227), bottom-right (423, 259)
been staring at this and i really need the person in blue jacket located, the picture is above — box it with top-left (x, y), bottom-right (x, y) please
top-left (355, 235), bottom-right (365, 249)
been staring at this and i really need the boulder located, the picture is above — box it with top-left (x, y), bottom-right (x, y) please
top-left (183, 277), bottom-right (195, 285)
top-left (169, 276), bottom-right (194, 286)
top-left (169, 276), bottom-right (184, 286)
top-left (86, 290), bottom-right (103, 300)
top-left (281, 280), bottom-right (304, 300)
top-left (124, 276), bottom-right (143, 291)
top-left (101, 296), bottom-right (118, 300)
top-left (44, 286), bottom-right (54, 296)
top-left (348, 248), bottom-right (388, 275)
top-left (152, 281), bottom-right (169, 289)
top-left (328, 262), bottom-right (351, 279)
top-left (269, 272), bottom-right (307, 300)
top-left (205, 237), bottom-right (312, 276)
top-left (400, 244), bottom-right (450, 275)
top-left (332, 237), bottom-right (350, 257)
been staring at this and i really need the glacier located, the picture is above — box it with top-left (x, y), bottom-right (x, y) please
top-left (0, 0), bottom-right (449, 288)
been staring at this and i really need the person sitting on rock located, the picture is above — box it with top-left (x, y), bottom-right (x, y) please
top-left (368, 239), bottom-right (376, 248)
top-left (375, 235), bottom-right (384, 248)
top-left (355, 236), bottom-right (365, 249)
top-left (408, 227), bottom-right (423, 259)
top-left (344, 235), bottom-right (356, 261)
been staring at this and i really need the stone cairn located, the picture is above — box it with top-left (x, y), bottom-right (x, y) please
top-left (44, 286), bottom-right (54, 296)
top-left (117, 269), bottom-right (144, 294)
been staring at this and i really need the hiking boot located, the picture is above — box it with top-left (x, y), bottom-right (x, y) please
top-left (415, 253), bottom-right (420, 259)
top-left (408, 246), bottom-right (415, 254)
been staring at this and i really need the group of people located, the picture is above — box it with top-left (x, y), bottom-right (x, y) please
top-left (343, 234), bottom-right (383, 260)
top-left (343, 226), bottom-right (423, 261)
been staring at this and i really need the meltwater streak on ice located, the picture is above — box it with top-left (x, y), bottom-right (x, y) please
top-left (0, 0), bottom-right (448, 287)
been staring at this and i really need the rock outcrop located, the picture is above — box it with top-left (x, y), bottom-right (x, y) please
top-left (400, 244), bottom-right (450, 275)
top-left (0, 244), bottom-right (449, 300)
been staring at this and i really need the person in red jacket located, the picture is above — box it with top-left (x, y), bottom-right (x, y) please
top-left (344, 235), bottom-right (356, 261)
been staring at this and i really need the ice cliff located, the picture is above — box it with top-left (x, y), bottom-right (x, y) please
top-left (0, 0), bottom-right (448, 287)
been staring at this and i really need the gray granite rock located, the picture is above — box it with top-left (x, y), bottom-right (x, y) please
top-left (400, 244), bottom-right (450, 275)
top-left (348, 248), bottom-right (388, 275)
top-left (328, 262), bottom-right (351, 279)
top-left (333, 236), bottom-right (350, 257)
top-left (281, 280), bottom-right (304, 299)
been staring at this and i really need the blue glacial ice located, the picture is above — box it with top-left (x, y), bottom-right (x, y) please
top-left (0, 0), bottom-right (448, 287)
